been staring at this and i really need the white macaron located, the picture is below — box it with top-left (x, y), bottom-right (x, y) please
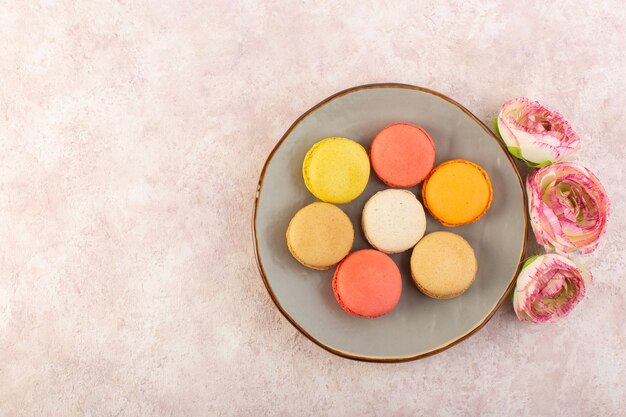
top-left (361, 189), bottom-right (427, 254)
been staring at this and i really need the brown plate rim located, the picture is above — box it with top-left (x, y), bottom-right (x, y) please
top-left (252, 83), bottom-right (528, 363)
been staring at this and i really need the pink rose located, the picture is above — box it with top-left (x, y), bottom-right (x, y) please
top-left (513, 254), bottom-right (591, 323)
top-left (496, 97), bottom-right (580, 167)
top-left (527, 162), bottom-right (609, 254)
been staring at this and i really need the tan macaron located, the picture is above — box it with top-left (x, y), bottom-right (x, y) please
top-left (286, 202), bottom-right (354, 270)
top-left (410, 231), bottom-right (477, 298)
top-left (361, 189), bottom-right (427, 254)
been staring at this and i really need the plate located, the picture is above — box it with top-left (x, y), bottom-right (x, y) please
top-left (253, 84), bottom-right (527, 362)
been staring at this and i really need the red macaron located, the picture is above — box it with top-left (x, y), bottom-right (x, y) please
top-left (370, 122), bottom-right (436, 188)
top-left (332, 249), bottom-right (402, 318)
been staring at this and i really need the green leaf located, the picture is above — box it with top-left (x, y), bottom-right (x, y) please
top-left (493, 116), bottom-right (501, 139)
top-left (521, 255), bottom-right (542, 269)
top-left (507, 146), bottom-right (523, 159)
top-left (526, 160), bottom-right (553, 168)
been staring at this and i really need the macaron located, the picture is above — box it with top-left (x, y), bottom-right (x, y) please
top-left (422, 159), bottom-right (493, 227)
top-left (361, 189), bottom-right (427, 254)
top-left (302, 137), bottom-right (370, 204)
top-left (370, 122), bottom-right (436, 187)
top-left (410, 231), bottom-right (477, 299)
top-left (332, 249), bottom-right (402, 318)
top-left (286, 202), bottom-right (354, 270)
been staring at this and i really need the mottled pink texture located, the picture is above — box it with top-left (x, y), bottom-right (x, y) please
top-left (0, 1), bottom-right (625, 416)
top-left (513, 254), bottom-right (591, 323)
top-left (527, 162), bottom-right (610, 254)
top-left (498, 97), bottom-right (580, 166)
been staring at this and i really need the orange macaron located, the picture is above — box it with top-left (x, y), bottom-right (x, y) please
top-left (370, 122), bottom-right (436, 188)
top-left (422, 159), bottom-right (493, 227)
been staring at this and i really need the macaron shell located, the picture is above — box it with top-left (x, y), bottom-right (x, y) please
top-left (370, 123), bottom-right (435, 188)
top-left (286, 202), bottom-right (354, 269)
top-left (422, 159), bottom-right (493, 226)
top-left (302, 138), bottom-right (370, 204)
top-left (410, 231), bottom-right (477, 299)
top-left (332, 249), bottom-right (402, 318)
top-left (361, 189), bottom-right (426, 254)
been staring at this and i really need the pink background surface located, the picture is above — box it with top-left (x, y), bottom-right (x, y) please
top-left (1, 1), bottom-right (624, 416)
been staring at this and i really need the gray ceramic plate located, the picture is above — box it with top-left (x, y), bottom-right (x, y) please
top-left (253, 84), bottom-right (527, 362)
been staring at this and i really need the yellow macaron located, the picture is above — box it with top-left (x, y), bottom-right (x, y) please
top-left (422, 159), bottom-right (493, 227)
top-left (286, 202), bottom-right (354, 270)
top-left (302, 138), bottom-right (370, 204)
top-left (410, 231), bottom-right (477, 299)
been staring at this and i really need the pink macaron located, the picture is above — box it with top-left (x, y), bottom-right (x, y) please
top-left (332, 249), bottom-right (402, 318)
top-left (370, 122), bottom-right (436, 188)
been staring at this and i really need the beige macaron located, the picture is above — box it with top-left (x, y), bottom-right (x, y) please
top-left (286, 202), bottom-right (354, 270)
top-left (410, 231), bottom-right (477, 299)
top-left (361, 189), bottom-right (427, 254)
